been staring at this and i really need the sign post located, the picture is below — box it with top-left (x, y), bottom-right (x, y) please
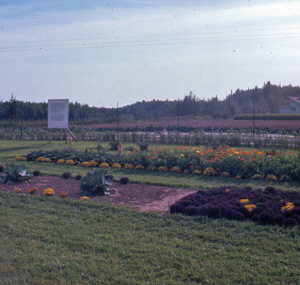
top-left (48, 99), bottom-right (77, 142)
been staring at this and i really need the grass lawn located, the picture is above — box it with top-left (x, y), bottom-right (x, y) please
top-left (0, 140), bottom-right (299, 284)
top-left (0, 191), bottom-right (299, 284)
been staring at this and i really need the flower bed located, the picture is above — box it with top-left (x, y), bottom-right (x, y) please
top-left (170, 186), bottom-right (300, 227)
top-left (22, 146), bottom-right (300, 181)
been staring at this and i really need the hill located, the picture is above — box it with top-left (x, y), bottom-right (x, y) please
top-left (1, 82), bottom-right (300, 122)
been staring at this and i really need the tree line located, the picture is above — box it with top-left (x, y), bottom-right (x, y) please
top-left (1, 82), bottom-right (300, 122)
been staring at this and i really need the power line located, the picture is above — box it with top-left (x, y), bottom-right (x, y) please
top-left (1, 26), bottom-right (300, 45)
top-left (1, 29), bottom-right (300, 53)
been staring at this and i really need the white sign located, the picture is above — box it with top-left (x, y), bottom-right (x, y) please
top-left (48, 99), bottom-right (69, 128)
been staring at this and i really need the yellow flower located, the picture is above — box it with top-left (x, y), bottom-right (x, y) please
top-left (125, 163), bottom-right (134, 170)
top-left (281, 202), bottom-right (294, 212)
top-left (43, 188), bottom-right (54, 196)
top-left (203, 167), bottom-right (216, 176)
top-left (170, 166), bottom-right (181, 173)
top-left (157, 166), bottom-right (168, 172)
top-left (252, 174), bottom-right (263, 180)
top-left (266, 174), bottom-right (277, 181)
top-left (112, 163), bottom-right (121, 169)
top-left (66, 159), bottom-right (75, 165)
top-left (81, 161), bottom-right (91, 167)
top-left (99, 162), bottom-right (110, 168)
top-left (80, 196), bottom-right (89, 200)
top-left (36, 157), bottom-right (51, 162)
top-left (89, 160), bottom-right (98, 167)
top-left (180, 154), bottom-right (184, 157)
top-left (135, 165), bottom-right (145, 170)
top-left (16, 156), bottom-right (27, 161)
top-left (57, 159), bottom-right (65, 165)
top-left (193, 169), bottom-right (201, 175)
top-left (240, 199), bottom-right (249, 204)
top-left (244, 204), bottom-right (257, 212)
top-left (235, 175), bottom-right (242, 179)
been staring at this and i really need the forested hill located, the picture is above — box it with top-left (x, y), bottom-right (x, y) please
top-left (1, 82), bottom-right (300, 121)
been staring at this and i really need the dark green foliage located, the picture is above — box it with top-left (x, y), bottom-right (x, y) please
top-left (7, 95), bottom-right (18, 121)
top-left (0, 165), bottom-right (4, 172)
top-left (80, 169), bottom-right (111, 196)
top-left (120, 177), bottom-right (129, 185)
top-left (1, 164), bottom-right (32, 184)
top-left (75, 174), bottom-right (82, 180)
top-left (138, 142), bottom-right (149, 151)
top-left (62, 172), bottom-right (71, 179)
top-left (33, 170), bottom-right (41, 176)
top-left (126, 146), bottom-right (136, 152)
top-left (109, 141), bottom-right (119, 151)
top-left (105, 174), bottom-right (114, 181)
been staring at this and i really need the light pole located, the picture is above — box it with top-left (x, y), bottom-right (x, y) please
top-left (252, 92), bottom-right (256, 146)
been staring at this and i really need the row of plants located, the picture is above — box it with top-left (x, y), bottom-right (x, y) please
top-left (170, 186), bottom-right (300, 227)
top-left (20, 145), bottom-right (300, 181)
top-left (1, 128), bottom-right (299, 149)
top-left (5, 125), bottom-right (300, 134)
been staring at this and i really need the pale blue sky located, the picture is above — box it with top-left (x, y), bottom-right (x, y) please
top-left (1, 0), bottom-right (300, 107)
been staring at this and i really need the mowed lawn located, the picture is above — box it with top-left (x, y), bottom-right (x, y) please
top-left (0, 140), bottom-right (299, 284)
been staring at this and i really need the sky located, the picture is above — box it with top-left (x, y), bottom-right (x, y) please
top-left (1, 0), bottom-right (300, 107)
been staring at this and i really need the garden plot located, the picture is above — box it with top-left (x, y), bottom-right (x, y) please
top-left (1, 175), bottom-right (195, 214)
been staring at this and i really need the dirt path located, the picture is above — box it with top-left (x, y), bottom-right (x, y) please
top-left (0, 175), bottom-right (196, 214)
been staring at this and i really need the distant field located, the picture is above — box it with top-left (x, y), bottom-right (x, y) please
top-left (84, 117), bottom-right (300, 130)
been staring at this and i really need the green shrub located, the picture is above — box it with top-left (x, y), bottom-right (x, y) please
top-left (75, 174), bottom-right (82, 180)
top-left (120, 177), bottom-right (129, 185)
top-left (33, 170), bottom-right (41, 176)
top-left (138, 142), bottom-right (149, 151)
top-left (62, 172), bottom-right (72, 179)
top-left (109, 141), bottom-right (119, 151)
top-left (80, 169), bottom-right (111, 196)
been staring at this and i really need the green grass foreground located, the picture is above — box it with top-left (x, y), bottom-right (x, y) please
top-left (0, 191), bottom-right (299, 284)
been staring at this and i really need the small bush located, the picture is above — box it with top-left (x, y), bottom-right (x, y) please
top-left (0, 165), bottom-right (4, 172)
top-left (120, 177), bottom-right (129, 185)
top-left (109, 141), bottom-right (119, 151)
top-left (138, 142), bottom-right (149, 151)
top-left (105, 174), bottom-right (114, 181)
top-left (170, 203), bottom-right (184, 214)
top-left (62, 172), bottom-right (71, 179)
top-left (75, 174), bottom-right (82, 180)
top-left (33, 170), bottom-right (41, 176)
